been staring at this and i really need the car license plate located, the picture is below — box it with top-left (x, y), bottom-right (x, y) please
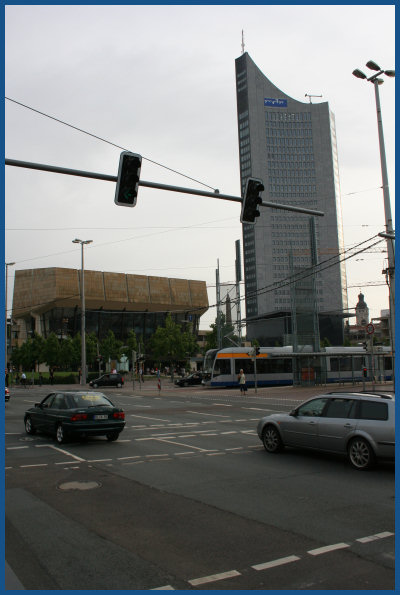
top-left (94, 414), bottom-right (108, 420)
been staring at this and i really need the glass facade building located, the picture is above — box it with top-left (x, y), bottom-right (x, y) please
top-left (235, 53), bottom-right (348, 345)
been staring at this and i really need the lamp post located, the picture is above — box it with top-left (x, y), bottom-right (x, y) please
top-left (352, 60), bottom-right (395, 386)
top-left (72, 239), bottom-right (92, 385)
top-left (5, 261), bottom-right (15, 371)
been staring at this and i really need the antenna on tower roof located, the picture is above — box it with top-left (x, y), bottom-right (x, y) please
top-left (241, 30), bottom-right (245, 54)
top-left (305, 93), bottom-right (323, 104)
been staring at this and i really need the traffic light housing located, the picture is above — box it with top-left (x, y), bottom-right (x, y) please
top-left (255, 346), bottom-right (260, 356)
top-left (363, 367), bottom-right (367, 378)
top-left (240, 177), bottom-right (264, 224)
top-left (114, 151), bottom-right (142, 207)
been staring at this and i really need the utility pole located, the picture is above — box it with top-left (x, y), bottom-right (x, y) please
top-left (216, 260), bottom-right (222, 350)
top-left (235, 240), bottom-right (242, 345)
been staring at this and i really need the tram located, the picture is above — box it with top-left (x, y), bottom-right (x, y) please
top-left (202, 346), bottom-right (393, 388)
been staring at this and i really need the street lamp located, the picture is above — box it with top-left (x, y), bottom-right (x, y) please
top-left (352, 60), bottom-right (395, 384)
top-left (5, 261), bottom-right (15, 370)
top-left (72, 239), bottom-right (93, 384)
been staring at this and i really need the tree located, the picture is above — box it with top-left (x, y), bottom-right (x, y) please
top-left (59, 336), bottom-right (75, 370)
top-left (100, 330), bottom-right (123, 362)
top-left (43, 333), bottom-right (61, 369)
top-left (205, 313), bottom-right (239, 350)
top-left (150, 314), bottom-right (187, 367)
top-left (320, 337), bottom-right (332, 348)
top-left (86, 333), bottom-right (99, 369)
top-left (126, 329), bottom-right (138, 355)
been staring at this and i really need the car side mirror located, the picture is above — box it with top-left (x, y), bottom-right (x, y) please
top-left (35, 403), bottom-right (42, 408)
top-left (289, 409), bottom-right (298, 417)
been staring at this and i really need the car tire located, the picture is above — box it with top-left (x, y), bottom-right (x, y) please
top-left (93, 383), bottom-right (98, 388)
top-left (106, 431), bottom-right (120, 441)
top-left (25, 416), bottom-right (36, 435)
top-left (262, 425), bottom-right (284, 453)
top-left (347, 437), bottom-right (375, 470)
top-left (117, 383), bottom-right (122, 388)
top-left (56, 423), bottom-right (66, 444)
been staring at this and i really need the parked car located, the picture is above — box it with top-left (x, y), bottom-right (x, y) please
top-left (175, 372), bottom-right (207, 387)
top-left (89, 373), bottom-right (124, 388)
top-left (24, 391), bottom-right (125, 444)
top-left (257, 392), bottom-right (395, 470)
top-left (5, 387), bottom-right (10, 402)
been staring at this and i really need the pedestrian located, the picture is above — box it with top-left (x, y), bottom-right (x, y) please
top-left (49, 368), bottom-right (54, 385)
top-left (21, 372), bottom-right (27, 388)
top-left (238, 369), bottom-right (247, 394)
top-left (39, 373), bottom-right (43, 386)
top-left (5, 370), bottom-right (9, 388)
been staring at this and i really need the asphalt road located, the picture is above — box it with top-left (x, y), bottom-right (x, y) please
top-left (5, 381), bottom-right (395, 590)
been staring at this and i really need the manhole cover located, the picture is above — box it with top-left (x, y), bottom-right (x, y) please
top-left (58, 480), bottom-right (101, 491)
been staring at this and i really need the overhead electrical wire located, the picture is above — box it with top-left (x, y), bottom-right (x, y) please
top-left (5, 96), bottom-right (217, 191)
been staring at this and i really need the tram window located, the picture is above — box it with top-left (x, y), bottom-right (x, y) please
top-left (213, 359), bottom-right (231, 377)
top-left (384, 357), bottom-right (392, 371)
top-left (234, 359), bottom-right (254, 375)
top-left (331, 357), bottom-right (353, 372)
top-left (257, 358), bottom-right (292, 373)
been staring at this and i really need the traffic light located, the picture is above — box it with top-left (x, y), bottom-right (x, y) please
top-left (114, 151), bottom-right (142, 207)
top-left (363, 367), bottom-right (367, 378)
top-left (240, 177), bottom-right (264, 224)
top-left (255, 346), bottom-right (260, 356)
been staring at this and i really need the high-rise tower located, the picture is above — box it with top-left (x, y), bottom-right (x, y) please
top-left (235, 53), bottom-right (348, 345)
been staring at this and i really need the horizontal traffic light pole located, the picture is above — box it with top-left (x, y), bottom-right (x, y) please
top-left (5, 158), bottom-right (324, 217)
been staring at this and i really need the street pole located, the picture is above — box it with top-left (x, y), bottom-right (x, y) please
top-left (132, 350), bottom-right (136, 391)
top-left (253, 349), bottom-right (258, 394)
top-left (5, 262), bottom-right (15, 371)
top-left (72, 239), bottom-right (93, 385)
top-left (373, 79), bottom-right (395, 387)
top-left (352, 62), bottom-right (395, 389)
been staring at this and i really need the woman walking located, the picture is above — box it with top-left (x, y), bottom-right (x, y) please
top-left (238, 369), bottom-right (247, 395)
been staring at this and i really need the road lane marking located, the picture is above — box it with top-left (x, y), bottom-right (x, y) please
top-left (186, 411), bottom-right (231, 418)
top-left (35, 444), bottom-right (86, 462)
top-left (20, 463), bottom-right (48, 468)
top-left (6, 446), bottom-right (29, 450)
top-left (252, 555), bottom-right (300, 571)
top-left (152, 586), bottom-right (174, 590)
top-left (188, 570), bottom-right (241, 586)
top-left (356, 531), bottom-right (394, 543)
top-left (87, 459), bottom-right (112, 463)
top-left (55, 461), bottom-right (82, 465)
top-left (117, 456), bottom-right (141, 461)
top-left (155, 438), bottom-right (209, 451)
top-left (307, 543), bottom-right (350, 556)
top-left (130, 414), bottom-right (170, 422)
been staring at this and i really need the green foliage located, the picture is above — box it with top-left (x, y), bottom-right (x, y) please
top-left (149, 314), bottom-right (197, 364)
top-left (320, 337), bottom-right (332, 348)
top-left (100, 330), bottom-right (123, 361)
top-left (126, 329), bottom-right (138, 355)
top-left (205, 313), bottom-right (239, 350)
top-left (43, 333), bottom-right (61, 368)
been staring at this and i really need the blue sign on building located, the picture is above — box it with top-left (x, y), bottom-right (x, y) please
top-left (264, 98), bottom-right (287, 108)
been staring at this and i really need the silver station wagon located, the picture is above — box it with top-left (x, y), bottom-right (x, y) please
top-left (257, 392), bottom-right (395, 470)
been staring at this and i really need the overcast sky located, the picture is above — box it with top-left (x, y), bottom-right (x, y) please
top-left (5, 4), bottom-right (395, 333)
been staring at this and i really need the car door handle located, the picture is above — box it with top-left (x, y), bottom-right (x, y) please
top-left (344, 423), bottom-right (354, 428)
top-left (308, 421), bottom-right (316, 425)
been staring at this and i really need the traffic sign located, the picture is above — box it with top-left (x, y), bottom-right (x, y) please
top-left (366, 323), bottom-right (375, 335)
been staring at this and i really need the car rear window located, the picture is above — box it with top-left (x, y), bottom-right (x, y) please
top-left (70, 393), bottom-right (113, 408)
top-left (358, 401), bottom-right (388, 421)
